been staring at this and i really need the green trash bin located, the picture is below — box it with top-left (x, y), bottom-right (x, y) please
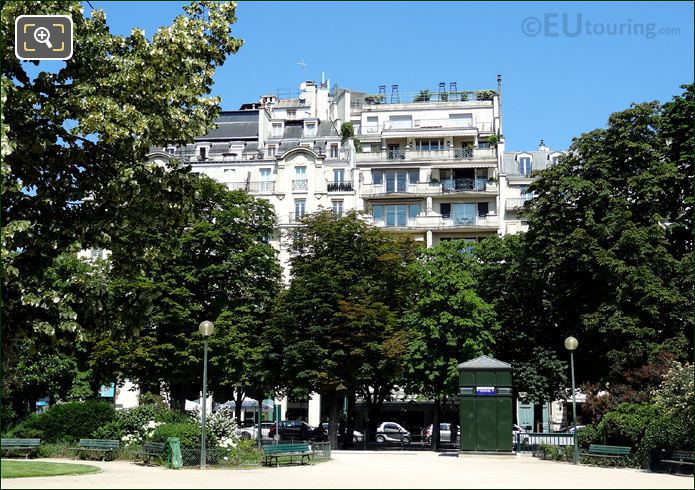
top-left (167, 437), bottom-right (182, 469)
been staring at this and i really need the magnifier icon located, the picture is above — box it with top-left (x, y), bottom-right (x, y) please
top-left (33, 27), bottom-right (53, 49)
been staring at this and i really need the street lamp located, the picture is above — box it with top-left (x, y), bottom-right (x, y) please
top-left (564, 336), bottom-right (579, 465)
top-left (198, 320), bottom-right (214, 470)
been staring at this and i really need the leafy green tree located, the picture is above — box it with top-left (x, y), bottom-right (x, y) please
top-left (521, 85), bottom-right (694, 383)
top-left (472, 235), bottom-right (568, 419)
top-left (1, 0), bottom-right (243, 381)
top-left (114, 177), bottom-right (281, 411)
top-left (271, 211), bottom-right (417, 446)
top-left (403, 240), bottom-right (498, 448)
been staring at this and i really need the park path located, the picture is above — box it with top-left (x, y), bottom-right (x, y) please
top-left (2, 452), bottom-right (692, 488)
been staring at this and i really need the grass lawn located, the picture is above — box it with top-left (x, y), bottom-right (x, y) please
top-left (1, 460), bottom-right (101, 479)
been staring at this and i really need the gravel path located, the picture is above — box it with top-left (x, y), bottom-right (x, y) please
top-left (2, 452), bottom-right (692, 488)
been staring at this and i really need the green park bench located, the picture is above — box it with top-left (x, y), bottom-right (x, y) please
top-left (659, 450), bottom-right (694, 474)
top-left (582, 444), bottom-right (632, 462)
top-left (71, 439), bottom-right (120, 460)
top-left (133, 442), bottom-right (166, 465)
top-left (1, 438), bottom-right (41, 458)
top-left (261, 443), bottom-right (313, 467)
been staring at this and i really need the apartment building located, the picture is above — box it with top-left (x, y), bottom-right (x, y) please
top-left (500, 141), bottom-right (567, 235)
top-left (147, 80), bottom-right (355, 284)
top-left (330, 81), bottom-right (504, 248)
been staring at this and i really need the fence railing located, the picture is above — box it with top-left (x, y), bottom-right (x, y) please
top-left (505, 197), bottom-right (532, 209)
top-left (292, 179), bottom-right (308, 191)
top-left (441, 178), bottom-right (488, 192)
top-left (327, 181), bottom-right (354, 192)
top-left (227, 181), bottom-right (275, 193)
top-left (514, 432), bottom-right (575, 453)
top-left (355, 147), bottom-right (496, 163)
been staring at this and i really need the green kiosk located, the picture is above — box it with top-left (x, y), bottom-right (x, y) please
top-left (459, 355), bottom-right (513, 453)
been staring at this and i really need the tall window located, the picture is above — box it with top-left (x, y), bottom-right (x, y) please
top-left (287, 109), bottom-right (296, 119)
top-left (271, 122), bottom-right (283, 137)
top-left (518, 156), bottom-right (532, 176)
top-left (267, 145), bottom-right (276, 157)
top-left (332, 200), bottom-right (344, 217)
top-left (330, 144), bottom-right (339, 158)
top-left (294, 166), bottom-right (307, 191)
top-left (260, 168), bottom-right (272, 191)
top-left (199, 146), bottom-right (207, 160)
top-left (294, 199), bottom-right (306, 218)
top-left (333, 169), bottom-right (344, 183)
top-left (372, 204), bottom-right (419, 227)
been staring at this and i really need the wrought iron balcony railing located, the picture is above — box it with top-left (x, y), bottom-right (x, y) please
top-left (327, 181), bottom-right (354, 192)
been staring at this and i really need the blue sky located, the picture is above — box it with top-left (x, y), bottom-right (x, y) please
top-left (85, 1), bottom-right (694, 150)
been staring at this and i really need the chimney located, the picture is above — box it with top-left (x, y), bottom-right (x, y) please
top-left (539, 139), bottom-right (548, 151)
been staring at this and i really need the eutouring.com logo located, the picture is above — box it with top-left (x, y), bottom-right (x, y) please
top-left (521, 14), bottom-right (681, 39)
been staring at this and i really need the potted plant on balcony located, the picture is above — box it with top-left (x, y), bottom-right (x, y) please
top-left (365, 94), bottom-right (385, 105)
top-left (475, 89), bottom-right (497, 101)
top-left (487, 134), bottom-right (499, 146)
top-left (414, 90), bottom-right (431, 102)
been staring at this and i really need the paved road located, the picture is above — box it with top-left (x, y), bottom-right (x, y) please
top-left (2, 452), bottom-right (692, 489)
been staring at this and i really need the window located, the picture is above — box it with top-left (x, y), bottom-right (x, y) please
top-left (409, 204), bottom-right (420, 219)
top-left (440, 203), bottom-right (451, 218)
top-left (477, 202), bottom-right (489, 217)
top-left (260, 168), bottom-right (273, 191)
top-left (223, 168), bottom-right (234, 181)
top-left (551, 155), bottom-right (560, 165)
top-left (271, 122), bottom-right (283, 137)
top-left (451, 203), bottom-right (476, 225)
top-left (333, 169), bottom-right (345, 183)
top-left (165, 147), bottom-right (175, 155)
top-left (372, 204), bottom-right (384, 222)
top-left (294, 199), bottom-right (306, 218)
top-left (518, 156), bottom-right (532, 176)
top-left (90, 248), bottom-right (103, 260)
top-left (372, 171), bottom-right (383, 185)
top-left (199, 146), bottom-right (207, 160)
top-left (381, 170), bottom-right (418, 192)
top-left (449, 113), bottom-right (473, 126)
top-left (287, 109), bottom-right (296, 119)
top-left (332, 200), bottom-right (344, 217)
top-left (293, 166), bottom-right (307, 191)
top-left (415, 139), bottom-right (444, 151)
top-left (330, 144), bottom-right (339, 158)
top-left (388, 115), bottom-right (412, 129)
top-left (477, 141), bottom-right (490, 149)
top-left (305, 122), bottom-right (317, 137)
top-left (267, 145), bottom-right (276, 157)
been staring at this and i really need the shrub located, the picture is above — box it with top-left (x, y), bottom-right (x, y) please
top-left (597, 403), bottom-right (658, 447)
top-left (151, 422), bottom-right (216, 448)
top-left (91, 403), bottom-right (189, 445)
top-left (636, 413), bottom-right (694, 467)
top-left (10, 400), bottom-right (116, 443)
top-left (91, 420), bottom-right (124, 440)
top-left (576, 424), bottom-right (602, 449)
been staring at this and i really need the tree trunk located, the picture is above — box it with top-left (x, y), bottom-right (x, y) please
top-left (234, 389), bottom-right (244, 422)
top-left (432, 397), bottom-right (441, 451)
top-left (327, 390), bottom-right (340, 448)
top-left (344, 392), bottom-right (356, 449)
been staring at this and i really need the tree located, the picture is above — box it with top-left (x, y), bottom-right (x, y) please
top-left (114, 177), bottom-right (281, 411)
top-left (472, 235), bottom-right (568, 419)
top-left (271, 211), bottom-right (417, 446)
top-left (521, 85), bottom-right (694, 384)
top-left (1, 1), bottom-right (244, 379)
top-left (404, 240), bottom-right (498, 449)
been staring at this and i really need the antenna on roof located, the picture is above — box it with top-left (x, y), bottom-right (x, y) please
top-left (391, 84), bottom-right (400, 104)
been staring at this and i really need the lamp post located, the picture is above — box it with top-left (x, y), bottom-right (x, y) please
top-left (564, 336), bottom-right (579, 465)
top-left (198, 320), bottom-right (214, 470)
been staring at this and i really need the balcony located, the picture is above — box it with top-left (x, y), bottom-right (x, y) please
top-left (370, 214), bottom-right (499, 230)
top-left (227, 181), bottom-right (275, 194)
top-left (361, 121), bottom-right (494, 135)
top-left (292, 179), bottom-right (308, 191)
top-left (327, 181), bottom-right (354, 192)
top-left (505, 197), bottom-right (533, 210)
top-left (355, 147), bottom-right (496, 164)
top-left (362, 178), bottom-right (494, 197)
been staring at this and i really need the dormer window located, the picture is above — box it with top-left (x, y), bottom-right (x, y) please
top-left (271, 122), bottom-right (283, 137)
top-left (518, 156), bottom-right (532, 177)
top-left (199, 146), bottom-right (207, 160)
top-left (305, 121), bottom-right (317, 137)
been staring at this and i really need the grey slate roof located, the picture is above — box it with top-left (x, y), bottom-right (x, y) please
top-left (282, 124), bottom-right (304, 139)
top-left (458, 355), bottom-right (511, 370)
top-left (196, 121), bottom-right (258, 140)
top-left (318, 120), bottom-right (338, 137)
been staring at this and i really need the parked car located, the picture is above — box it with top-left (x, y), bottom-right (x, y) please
top-left (236, 421), bottom-right (275, 440)
top-left (375, 422), bottom-right (411, 444)
top-left (268, 420), bottom-right (325, 441)
top-left (422, 423), bottom-right (460, 443)
top-left (321, 423), bottom-right (364, 443)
